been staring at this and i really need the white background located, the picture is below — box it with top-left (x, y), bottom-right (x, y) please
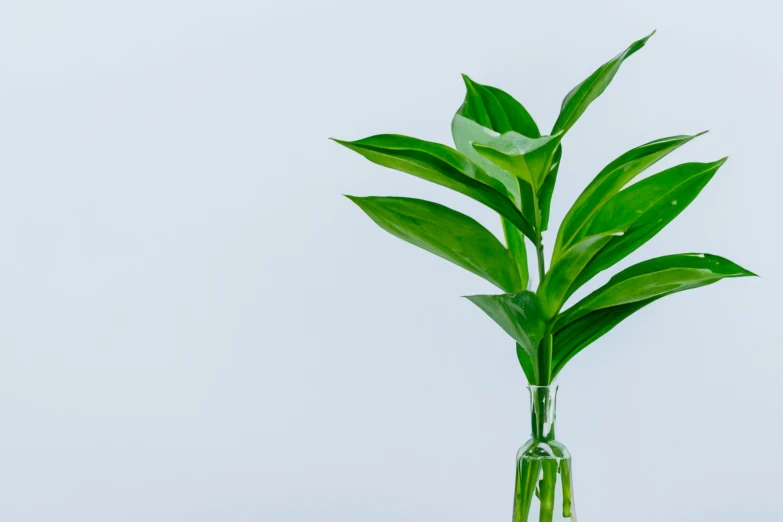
top-left (0, 1), bottom-right (780, 520)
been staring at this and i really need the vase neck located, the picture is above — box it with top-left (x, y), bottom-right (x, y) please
top-left (528, 385), bottom-right (558, 441)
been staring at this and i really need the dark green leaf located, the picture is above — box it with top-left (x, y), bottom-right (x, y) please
top-left (538, 230), bottom-right (624, 319)
top-left (502, 219), bottom-right (530, 291)
top-left (347, 196), bottom-right (524, 292)
top-left (539, 145), bottom-right (562, 231)
top-left (466, 290), bottom-right (546, 363)
top-left (557, 253), bottom-right (755, 328)
top-left (552, 298), bottom-right (658, 378)
top-left (552, 31), bottom-right (655, 134)
top-left (516, 343), bottom-right (538, 385)
top-left (458, 75), bottom-right (540, 137)
top-left (552, 132), bottom-right (705, 261)
top-left (572, 159), bottom-right (726, 290)
top-left (333, 134), bottom-right (537, 241)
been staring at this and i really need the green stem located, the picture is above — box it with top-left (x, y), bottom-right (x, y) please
top-left (514, 458), bottom-right (542, 522)
top-left (559, 459), bottom-right (573, 518)
top-left (538, 460), bottom-right (557, 522)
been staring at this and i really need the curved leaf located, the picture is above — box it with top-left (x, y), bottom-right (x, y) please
top-left (557, 253), bottom-right (755, 328)
top-left (539, 145), bottom-right (562, 231)
top-left (538, 230), bottom-right (624, 319)
top-left (472, 132), bottom-right (564, 192)
top-left (465, 290), bottom-right (546, 364)
top-left (347, 196), bottom-right (523, 292)
top-left (572, 159), bottom-right (726, 291)
top-left (552, 132), bottom-right (706, 260)
top-left (458, 75), bottom-right (540, 137)
top-left (552, 298), bottom-right (657, 378)
top-left (333, 134), bottom-right (537, 241)
top-left (552, 31), bottom-right (655, 134)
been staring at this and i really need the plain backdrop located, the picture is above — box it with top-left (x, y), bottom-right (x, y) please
top-left (0, 0), bottom-right (780, 521)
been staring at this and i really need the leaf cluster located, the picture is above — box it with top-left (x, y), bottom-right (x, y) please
top-left (335, 32), bottom-right (755, 384)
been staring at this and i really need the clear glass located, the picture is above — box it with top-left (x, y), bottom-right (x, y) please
top-left (512, 384), bottom-right (576, 522)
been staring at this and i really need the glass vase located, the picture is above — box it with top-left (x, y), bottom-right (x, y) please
top-left (513, 384), bottom-right (576, 522)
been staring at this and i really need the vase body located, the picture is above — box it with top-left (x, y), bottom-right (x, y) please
top-left (513, 384), bottom-right (576, 522)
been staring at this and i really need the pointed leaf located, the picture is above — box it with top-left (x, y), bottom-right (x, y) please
top-left (573, 159), bottom-right (725, 290)
top-left (552, 298), bottom-right (657, 378)
top-left (552, 31), bottom-right (655, 134)
top-left (466, 290), bottom-right (546, 361)
top-left (452, 115), bottom-right (533, 289)
top-left (347, 196), bottom-right (523, 292)
top-left (503, 218), bottom-right (530, 290)
top-left (458, 75), bottom-right (540, 137)
top-left (539, 145), bottom-right (562, 231)
top-left (557, 253), bottom-right (755, 328)
top-left (538, 231), bottom-right (624, 319)
top-left (451, 115), bottom-right (521, 204)
top-left (472, 132), bottom-right (563, 191)
top-left (516, 343), bottom-right (538, 385)
top-left (553, 132), bottom-right (705, 260)
top-left (333, 134), bottom-right (537, 241)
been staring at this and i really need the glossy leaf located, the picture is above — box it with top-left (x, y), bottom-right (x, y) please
top-left (572, 159), bottom-right (726, 291)
top-left (451, 115), bottom-right (531, 290)
top-left (472, 132), bottom-right (563, 192)
top-left (503, 219), bottom-right (530, 290)
top-left (452, 115), bottom-right (520, 203)
top-left (552, 132), bottom-right (706, 260)
top-left (538, 231), bottom-right (624, 319)
top-left (552, 298), bottom-right (657, 378)
top-left (557, 253), bottom-right (755, 328)
top-left (333, 134), bottom-right (537, 240)
top-left (539, 145), bottom-right (562, 231)
top-left (516, 343), bottom-right (538, 385)
top-left (552, 31), bottom-right (655, 134)
top-left (466, 290), bottom-right (546, 364)
top-left (458, 75), bottom-right (540, 137)
top-left (347, 196), bottom-right (523, 292)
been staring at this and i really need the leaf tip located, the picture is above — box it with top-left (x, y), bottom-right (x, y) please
top-left (694, 130), bottom-right (709, 138)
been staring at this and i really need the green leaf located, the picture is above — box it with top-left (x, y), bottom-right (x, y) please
top-left (538, 145), bottom-right (562, 232)
top-left (556, 253), bottom-right (756, 328)
top-left (552, 31), bottom-right (655, 134)
top-left (572, 159), bottom-right (726, 291)
top-left (503, 219), bottom-right (530, 290)
top-left (451, 116), bottom-right (532, 291)
top-left (451, 115), bottom-right (521, 205)
top-left (333, 134), bottom-right (537, 241)
top-left (552, 298), bottom-right (657, 378)
top-left (553, 132), bottom-right (705, 261)
top-left (516, 343), bottom-right (538, 385)
top-left (538, 230), bottom-right (624, 319)
top-left (472, 132), bottom-right (564, 192)
top-left (347, 196), bottom-right (524, 292)
top-left (458, 75), bottom-right (540, 137)
top-left (466, 290), bottom-right (546, 366)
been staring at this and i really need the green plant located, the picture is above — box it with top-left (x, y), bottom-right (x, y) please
top-left (335, 31), bottom-right (753, 387)
top-left (334, 31), bottom-right (755, 522)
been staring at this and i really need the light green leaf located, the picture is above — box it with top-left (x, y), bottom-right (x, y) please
top-left (557, 253), bottom-right (756, 328)
top-left (472, 132), bottom-right (564, 191)
top-left (552, 31), bottom-right (655, 134)
top-left (572, 159), bottom-right (726, 290)
top-left (333, 134), bottom-right (537, 241)
top-left (466, 290), bottom-right (546, 364)
top-left (553, 132), bottom-right (705, 261)
top-left (347, 196), bottom-right (524, 292)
